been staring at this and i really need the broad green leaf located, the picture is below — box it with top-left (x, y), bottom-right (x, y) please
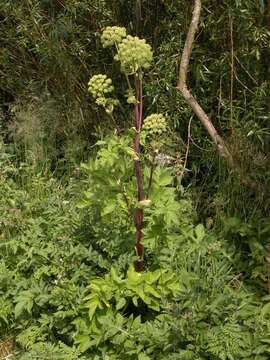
top-left (86, 297), bottom-right (101, 320)
top-left (132, 296), bottom-right (138, 307)
top-left (127, 266), bottom-right (143, 286)
top-left (194, 224), bottom-right (205, 242)
top-left (144, 284), bottom-right (161, 299)
top-left (157, 169), bottom-right (172, 186)
top-left (261, 302), bottom-right (270, 317)
top-left (116, 297), bottom-right (126, 310)
top-left (144, 270), bottom-right (161, 284)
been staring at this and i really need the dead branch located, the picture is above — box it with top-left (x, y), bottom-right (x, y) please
top-left (176, 0), bottom-right (234, 168)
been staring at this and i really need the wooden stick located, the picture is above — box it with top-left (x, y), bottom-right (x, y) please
top-left (176, 0), bottom-right (234, 168)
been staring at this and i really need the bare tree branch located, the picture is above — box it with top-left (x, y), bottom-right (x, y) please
top-left (178, 0), bottom-right (201, 89)
top-left (177, 0), bottom-right (234, 168)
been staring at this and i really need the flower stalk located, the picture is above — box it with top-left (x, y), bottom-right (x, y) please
top-left (133, 75), bottom-right (145, 270)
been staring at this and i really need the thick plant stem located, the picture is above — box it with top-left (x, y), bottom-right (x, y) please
top-left (134, 76), bottom-right (144, 271)
top-left (177, 0), bottom-right (234, 167)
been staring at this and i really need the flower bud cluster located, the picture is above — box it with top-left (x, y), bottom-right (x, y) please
top-left (88, 74), bottom-right (114, 98)
top-left (101, 26), bottom-right (127, 48)
top-left (88, 74), bottom-right (118, 113)
top-left (125, 90), bottom-right (137, 104)
top-left (114, 35), bottom-right (153, 74)
top-left (142, 113), bottom-right (167, 137)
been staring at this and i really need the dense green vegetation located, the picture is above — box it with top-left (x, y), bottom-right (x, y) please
top-left (0, 0), bottom-right (270, 358)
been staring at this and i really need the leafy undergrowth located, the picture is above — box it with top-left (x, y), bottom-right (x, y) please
top-left (1, 140), bottom-right (270, 359)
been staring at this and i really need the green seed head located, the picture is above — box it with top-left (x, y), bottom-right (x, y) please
top-left (101, 26), bottom-right (127, 48)
top-left (88, 74), bottom-right (114, 98)
top-left (143, 113), bottom-right (167, 137)
top-left (114, 35), bottom-right (153, 74)
top-left (88, 74), bottom-right (118, 113)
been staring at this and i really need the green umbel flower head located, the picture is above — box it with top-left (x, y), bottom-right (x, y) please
top-left (88, 74), bottom-right (114, 98)
top-left (88, 74), bottom-right (119, 114)
top-left (142, 114), bottom-right (167, 136)
top-left (101, 26), bottom-right (127, 48)
top-left (114, 35), bottom-right (153, 74)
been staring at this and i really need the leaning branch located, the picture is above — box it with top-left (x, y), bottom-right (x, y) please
top-left (176, 0), bottom-right (234, 168)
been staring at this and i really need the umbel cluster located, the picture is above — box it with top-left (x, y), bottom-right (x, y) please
top-left (88, 26), bottom-right (167, 138)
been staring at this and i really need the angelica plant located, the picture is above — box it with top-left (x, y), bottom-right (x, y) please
top-left (88, 26), bottom-right (167, 271)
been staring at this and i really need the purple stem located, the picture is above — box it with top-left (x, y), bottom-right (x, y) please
top-left (133, 76), bottom-right (144, 266)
